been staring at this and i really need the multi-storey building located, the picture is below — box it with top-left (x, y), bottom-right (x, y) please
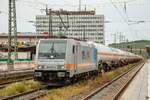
top-left (36, 10), bottom-right (105, 44)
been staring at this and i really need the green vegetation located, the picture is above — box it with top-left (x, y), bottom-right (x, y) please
top-left (41, 64), bottom-right (135, 100)
top-left (0, 80), bottom-right (41, 97)
top-left (109, 40), bottom-right (150, 49)
top-left (109, 40), bottom-right (150, 57)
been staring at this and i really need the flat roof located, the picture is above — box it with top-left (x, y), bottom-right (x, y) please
top-left (48, 10), bottom-right (96, 15)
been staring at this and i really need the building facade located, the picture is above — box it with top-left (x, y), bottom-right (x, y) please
top-left (36, 10), bottom-right (105, 44)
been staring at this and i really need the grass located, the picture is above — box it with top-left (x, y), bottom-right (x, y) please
top-left (41, 64), bottom-right (135, 100)
top-left (0, 80), bottom-right (42, 97)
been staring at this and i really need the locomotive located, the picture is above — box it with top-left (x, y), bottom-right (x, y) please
top-left (34, 38), bottom-right (142, 84)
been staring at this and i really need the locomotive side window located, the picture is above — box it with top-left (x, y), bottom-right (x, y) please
top-left (73, 45), bottom-right (75, 54)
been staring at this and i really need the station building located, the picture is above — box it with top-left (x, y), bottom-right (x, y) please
top-left (36, 10), bottom-right (105, 44)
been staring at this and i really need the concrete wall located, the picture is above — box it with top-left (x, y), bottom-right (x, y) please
top-left (0, 61), bottom-right (35, 71)
top-left (0, 52), bottom-right (31, 59)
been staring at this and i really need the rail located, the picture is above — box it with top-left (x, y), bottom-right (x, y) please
top-left (0, 85), bottom-right (48, 100)
top-left (0, 70), bottom-right (34, 89)
top-left (83, 61), bottom-right (145, 100)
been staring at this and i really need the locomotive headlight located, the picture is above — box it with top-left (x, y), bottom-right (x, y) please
top-left (37, 66), bottom-right (42, 69)
top-left (57, 65), bottom-right (66, 70)
top-left (61, 66), bottom-right (65, 70)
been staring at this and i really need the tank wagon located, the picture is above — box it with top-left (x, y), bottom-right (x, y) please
top-left (34, 39), bottom-right (142, 84)
top-left (88, 41), bottom-right (142, 71)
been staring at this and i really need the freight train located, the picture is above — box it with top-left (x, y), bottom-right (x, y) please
top-left (34, 38), bottom-right (142, 84)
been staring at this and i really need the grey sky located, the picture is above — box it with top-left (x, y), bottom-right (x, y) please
top-left (0, 0), bottom-right (150, 45)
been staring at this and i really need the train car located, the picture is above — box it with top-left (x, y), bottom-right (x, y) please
top-left (34, 38), bottom-right (142, 84)
top-left (34, 39), bottom-right (98, 84)
top-left (87, 42), bottom-right (125, 70)
top-left (87, 41), bottom-right (142, 71)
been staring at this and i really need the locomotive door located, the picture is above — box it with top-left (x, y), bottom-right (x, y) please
top-left (74, 45), bottom-right (78, 73)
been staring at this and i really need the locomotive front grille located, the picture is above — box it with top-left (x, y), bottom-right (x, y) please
top-left (34, 70), bottom-right (68, 82)
top-left (48, 72), bottom-right (57, 80)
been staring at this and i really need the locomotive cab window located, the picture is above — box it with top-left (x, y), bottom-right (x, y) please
top-left (38, 40), bottom-right (66, 59)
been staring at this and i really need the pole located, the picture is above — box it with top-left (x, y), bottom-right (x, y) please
top-left (83, 25), bottom-right (85, 41)
top-left (115, 33), bottom-right (117, 48)
top-left (49, 9), bottom-right (53, 36)
top-left (118, 32), bottom-right (122, 49)
top-left (35, 24), bottom-right (38, 45)
top-left (112, 34), bottom-right (116, 48)
top-left (8, 0), bottom-right (12, 61)
top-left (13, 0), bottom-right (17, 59)
top-left (8, 0), bottom-right (18, 70)
top-left (79, 0), bottom-right (81, 11)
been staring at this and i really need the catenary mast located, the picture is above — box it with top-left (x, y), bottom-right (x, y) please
top-left (8, 0), bottom-right (18, 70)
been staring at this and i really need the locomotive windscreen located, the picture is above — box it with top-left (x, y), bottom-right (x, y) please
top-left (38, 40), bottom-right (66, 59)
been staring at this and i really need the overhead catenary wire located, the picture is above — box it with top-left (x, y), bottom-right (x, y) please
top-left (1, 0), bottom-right (149, 43)
top-left (17, 0), bottom-right (150, 10)
top-left (1, 9), bottom-right (149, 24)
top-left (115, 0), bottom-right (150, 40)
top-left (108, 0), bottom-right (138, 41)
top-left (16, 0), bottom-right (44, 11)
top-left (2, 0), bottom-right (150, 24)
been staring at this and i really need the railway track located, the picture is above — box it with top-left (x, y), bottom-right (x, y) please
top-left (0, 62), bottom-right (144, 100)
top-left (0, 77), bottom-right (33, 89)
top-left (0, 70), bottom-right (33, 79)
top-left (0, 85), bottom-right (48, 100)
top-left (0, 70), bottom-right (34, 89)
top-left (82, 61), bottom-right (145, 100)
top-left (0, 70), bottom-right (48, 100)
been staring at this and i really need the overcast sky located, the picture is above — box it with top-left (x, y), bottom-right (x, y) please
top-left (0, 0), bottom-right (150, 45)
